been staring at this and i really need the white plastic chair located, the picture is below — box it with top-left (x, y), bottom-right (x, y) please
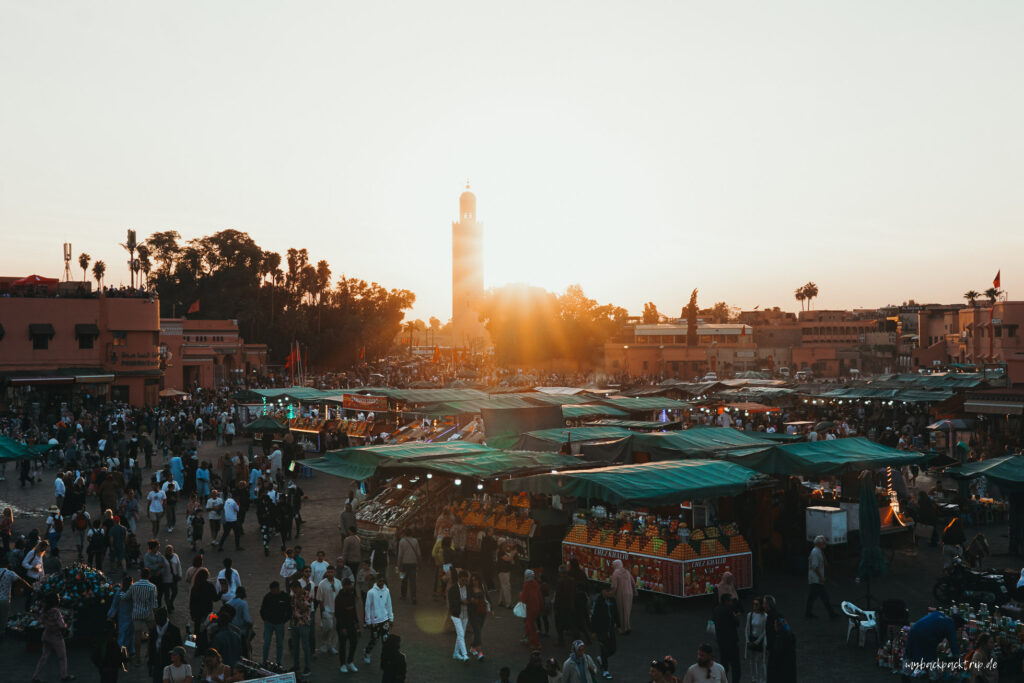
top-left (841, 601), bottom-right (878, 647)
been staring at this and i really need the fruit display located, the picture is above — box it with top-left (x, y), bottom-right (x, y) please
top-left (455, 500), bottom-right (536, 540)
top-left (561, 512), bottom-right (752, 598)
top-left (356, 475), bottom-right (451, 534)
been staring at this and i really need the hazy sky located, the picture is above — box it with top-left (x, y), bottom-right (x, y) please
top-left (2, 2), bottom-right (1021, 322)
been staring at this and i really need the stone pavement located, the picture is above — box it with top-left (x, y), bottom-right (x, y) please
top-left (1, 446), bottom-right (1019, 682)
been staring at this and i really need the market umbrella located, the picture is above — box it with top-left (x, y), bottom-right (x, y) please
top-left (158, 388), bottom-right (189, 398)
top-left (857, 470), bottom-right (887, 608)
top-left (12, 274), bottom-right (59, 286)
top-left (814, 421), bottom-right (836, 432)
top-left (245, 416), bottom-right (288, 432)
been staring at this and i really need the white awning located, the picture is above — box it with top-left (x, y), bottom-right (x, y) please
top-left (963, 401), bottom-right (1024, 416)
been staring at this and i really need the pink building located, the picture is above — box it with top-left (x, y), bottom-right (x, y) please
top-left (160, 318), bottom-right (267, 391)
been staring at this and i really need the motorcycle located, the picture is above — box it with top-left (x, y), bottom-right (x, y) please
top-left (932, 557), bottom-right (1008, 606)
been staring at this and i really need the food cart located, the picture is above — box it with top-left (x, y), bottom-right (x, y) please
top-left (504, 459), bottom-right (766, 599)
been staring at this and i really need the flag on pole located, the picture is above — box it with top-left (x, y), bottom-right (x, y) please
top-left (187, 299), bottom-right (200, 314)
top-left (994, 270), bottom-right (1001, 288)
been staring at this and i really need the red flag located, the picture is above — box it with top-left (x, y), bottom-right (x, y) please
top-left (284, 349), bottom-right (295, 369)
top-left (359, 346), bottom-right (365, 360)
top-left (187, 299), bottom-right (199, 314)
top-left (741, 326), bottom-right (746, 336)
top-left (432, 345), bottom-right (441, 363)
top-left (994, 270), bottom-right (1001, 288)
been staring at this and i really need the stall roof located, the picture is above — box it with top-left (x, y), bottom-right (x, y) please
top-left (596, 397), bottom-right (694, 412)
top-left (353, 387), bottom-right (488, 404)
top-left (562, 404), bottom-right (631, 419)
top-left (946, 455), bottom-right (1024, 489)
top-left (721, 437), bottom-right (924, 475)
top-left (245, 416), bottom-right (289, 431)
top-left (0, 436), bottom-right (56, 461)
top-left (592, 420), bottom-right (682, 430)
top-left (380, 450), bottom-right (584, 478)
top-left (629, 428), bottom-right (776, 458)
top-left (513, 426), bottom-right (635, 450)
top-left (325, 441), bottom-right (496, 465)
top-left (503, 459), bottom-right (769, 504)
top-left (304, 455), bottom-right (378, 481)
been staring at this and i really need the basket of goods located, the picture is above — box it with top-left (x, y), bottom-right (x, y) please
top-left (40, 562), bottom-right (117, 610)
top-left (691, 528), bottom-right (706, 541)
top-left (722, 522), bottom-right (740, 536)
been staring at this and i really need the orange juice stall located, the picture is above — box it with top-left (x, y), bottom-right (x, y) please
top-left (503, 459), bottom-right (768, 599)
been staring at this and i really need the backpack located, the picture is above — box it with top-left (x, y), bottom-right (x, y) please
top-left (75, 514), bottom-right (89, 531)
top-left (53, 516), bottom-right (64, 533)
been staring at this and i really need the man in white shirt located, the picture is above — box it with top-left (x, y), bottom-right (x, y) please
top-left (309, 550), bottom-right (330, 588)
top-left (268, 448), bottom-right (283, 480)
top-left (806, 535), bottom-right (837, 618)
top-left (217, 557), bottom-right (243, 601)
top-left (362, 575), bottom-right (393, 664)
top-left (53, 474), bottom-right (66, 509)
top-left (146, 481), bottom-right (166, 538)
top-left (216, 493), bottom-right (242, 551)
top-left (205, 491), bottom-right (224, 542)
top-left (316, 565), bottom-right (342, 654)
top-left (681, 644), bottom-right (728, 683)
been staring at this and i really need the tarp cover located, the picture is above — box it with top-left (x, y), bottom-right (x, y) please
top-left (629, 428), bottom-right (776, 459)
top-left (0, 436), bottom-right (55, 461)
top-left (946, 455), bottom-right (1024, 490)
top-left (503, 459), bottom-right (767, 504)
top-left (245, 416), bottom-right (288, 431)
top-left (592, 420), bottom-right (682, 430)
top-left (483, 406), bottom-right (565, 450)
top-left (722, 437), bottom-right (924, 475)
top-left (325, 441), bottom-right (495, 466)
top-left (513, 427), bottom-right (635, 451)
top-left (597, 397), bottom-right (694, 412)
top-left (304, 455), bottom-right (378, 481)
top-left (562, 405), bottom-right (630, 419)
top-left (380, 450), bottom-right (583, 478)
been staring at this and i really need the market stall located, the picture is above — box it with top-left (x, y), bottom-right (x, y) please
top-left (6, 563), bottom-right (117, 647)
top-left (504, 459), bottom-right (768, 599)
top-left (354, 473), bottom-right (453, 538)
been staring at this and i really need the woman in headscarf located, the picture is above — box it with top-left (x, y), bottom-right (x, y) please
top-left (560, 640), bottom-right (598, 683)
top-left (716, 571), bottom-right (740, 608)
top-left (609, 559), bottom-right (637, 634)
top-left (766, 616), bottom-right (797, 683)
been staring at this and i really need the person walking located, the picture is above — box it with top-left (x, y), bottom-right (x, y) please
top-left (216, 491), bottom-right (242, 551)
top-left (93, 620), bottom-right (127, 683)
top-left (380, 633), bottom-right (407, 683)
top-left (497, 540), bottom-right (519, 608)
top-left (520, 569), bottom-right (543, 649)
top-left (146, 608), bottom-right (182, 683)
top-left (608, 559), bottom-right (635, 635)
top-left (448, 569), bottom-right (471, 662)
top-left (467, 573), bottom-right (490, 661)
top-left (162, 545), bottom-right (182, 613)
top-left (745, 597), bottom-right (767, 683)
top-left (805, 535), bottom-right (837, 619)
top-left (106, 575), bottom-right (136, 660)
top-left (712, 593), bottom-right (741, 683)
top-left (362, 574), bottom-right (393, 666)
top-left (560, 640), bottom-right (599, 683)
top-left (187, 568), bottom-right (218, 635)
top-left (334, 576), bottom-right (361, 673)
top-left (260, 581), bottom-right (291, 665)
top-left (205, 490), bottom-right (223, 543)
top-left (681, 643), bottom-right (728, 683)
top-left (289, 579), bottom-right (314, 678)
top-left (31, 592), bottom-right (74, 683)
top-left (589, 585), bottom-right (619, 680)
top-left (126, 567), bottom-right (158, 666)
top-left (160, 646), bottom-right (190, 683)
top-left (146, 481), bottom-right (166, 539)
top-left (396, 529), bottom-right (421, 604)
top-left (316, 565), bottom-right (342, 655)
top-left (341, 527), bottom-right (362, 580)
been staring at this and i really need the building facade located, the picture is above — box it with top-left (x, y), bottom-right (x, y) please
top-left (0, 284), bottom-right (161, 408)
top-left (160, 318), bottom-right (267, 391)
top-left (914, 301), bottom-right (1024, 382)
top-left (451, 183), bottom-right (489, 350)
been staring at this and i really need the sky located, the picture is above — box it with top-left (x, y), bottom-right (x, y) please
top-left (1, 2), bottom-right (1022, 323)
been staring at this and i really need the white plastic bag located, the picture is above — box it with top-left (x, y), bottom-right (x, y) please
top-left (513, 601), bottom-right (527, 618)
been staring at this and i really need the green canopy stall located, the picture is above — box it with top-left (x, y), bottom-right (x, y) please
top-left (379, 450), bottom-right (584, 479)
top-left (721, 438), bottom-right (924, 476)
top-left (0, 436), bottom-right (56, 461)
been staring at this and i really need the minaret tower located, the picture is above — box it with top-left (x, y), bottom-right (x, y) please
top-left (451, 181), bottom-right (487, 348)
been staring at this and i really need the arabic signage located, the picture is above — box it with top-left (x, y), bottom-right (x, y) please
top-left (342, 394), bottom-right (388, 412)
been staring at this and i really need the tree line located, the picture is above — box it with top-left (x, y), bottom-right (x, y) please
top-left (117, 229), bottom-right (415, 368)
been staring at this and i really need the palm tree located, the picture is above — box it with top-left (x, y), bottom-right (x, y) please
top-left (795, 288), bottom-right (806, 311)
top-left (963, 290), bottom-right (980, 307)
top-left (137, 244), bottom-right (151, 287)
top-left (78, 253), bottom-right (91, 282)
top-left (803, 282), bottom-right (819, 310)
top-left (92, 260), bottom-right (106, 290)
top-left (984, 287), bottom-right (1002, 304)
top-left (121, 229), bottom-right (139, 288)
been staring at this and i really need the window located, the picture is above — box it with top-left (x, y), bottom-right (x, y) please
top-left (78, 335), bottom-right (94, 350)
top-left (112, 332), bottom-right (127, 347)
top-left (32, 335), bottom-right (49, 350)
